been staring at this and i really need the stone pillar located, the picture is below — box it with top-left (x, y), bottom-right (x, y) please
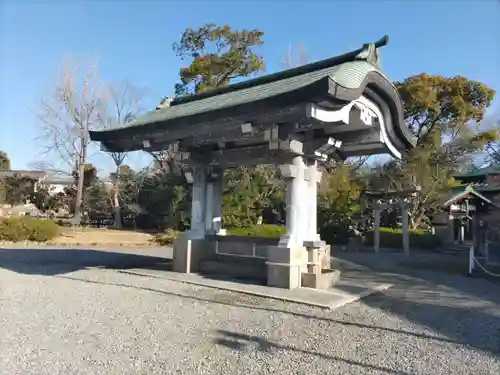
top-left (459, 222), bottom-right (465, 244)
top-left (212, 173), bottom-right (225, 235)
top-left (268, 155), bottom-right (308, 289)
top-left (205, 168), bottom-right (225, 235)
top-left (205, 178), bottom-right (214, 234)
top-left (304, 160), bottom-right (322, 243)
top-left (400, 199), bottom-right (410, 256)
top-left (173, 166), bottom-right (213, 274)
top-left (447, 214), bottom-right (455, 244)
top-left (485, 231), bottom-right (490, 262)
top-left (374, 202), bottom-right (381, 253)
top-left (472, 214), bottom-right (480, 255)
top-left (278, 155), bottom-right (308, 248)
top-left (188, 166), bottom-right (208, 239)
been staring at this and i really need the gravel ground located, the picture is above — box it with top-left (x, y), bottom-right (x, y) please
top-left (0, 250), bottom-right (499, 375)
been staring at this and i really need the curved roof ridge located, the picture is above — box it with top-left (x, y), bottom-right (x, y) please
top-left (170, 35), bottom-right (389, 106)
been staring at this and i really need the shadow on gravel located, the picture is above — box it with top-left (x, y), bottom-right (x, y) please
top-left (333, 252), bottom-right (500, 305)
top-left (333, 253), bottom-right (500, 357)
top-left (363, 290), bottom-right (500, 357)
top-left (58, 275), bottom-right (495, 355)
top-left (0, 248), bottom-right (171, 275)
top-left (213, 329), bottom-right (413, 375)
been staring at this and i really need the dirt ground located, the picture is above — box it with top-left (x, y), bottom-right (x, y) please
top-left (54, 228), bottom-right (157, 245)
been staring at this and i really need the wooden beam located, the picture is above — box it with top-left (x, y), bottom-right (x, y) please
top-left (134, 104), bottom-right (307, 145)
top-left (183, 142), bottom-right (302, 167)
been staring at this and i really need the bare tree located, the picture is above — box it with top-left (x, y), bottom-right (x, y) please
top-left (97, 82), bottom-right (145, 228)
top-left (282, 42), bottom-right (308, 69)
top-left (484, 115), bottom-right (500, 164)
top-left (35, 55), bottom-right (105, 217)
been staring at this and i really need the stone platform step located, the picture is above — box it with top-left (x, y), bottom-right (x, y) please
top-left (121, 268), bottom-right (393, 310)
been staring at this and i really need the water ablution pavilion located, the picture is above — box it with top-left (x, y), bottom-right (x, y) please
top-left (90, 35), bottom-right (416, 290)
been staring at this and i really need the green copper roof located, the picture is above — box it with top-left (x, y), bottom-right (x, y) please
top-left (442, 184), bottom-right (497, 208)
top-left (476, 184), bottom-right (500, 193)
top-left (89, 35), bottom-right (416, 154)
top-left (90, 36), bottom-right (393, 135)
top-left (107, 61), bottom-right (382, 131)
top-left (454, 164), bottom-right (500, 181)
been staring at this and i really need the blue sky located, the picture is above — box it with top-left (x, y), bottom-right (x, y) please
top-left (1, 0), bottom-right (499, 173)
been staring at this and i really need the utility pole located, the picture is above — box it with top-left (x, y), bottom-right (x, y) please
top-left (74, 121), bottom-right (89, 220)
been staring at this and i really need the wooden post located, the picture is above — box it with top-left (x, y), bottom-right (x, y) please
top-left (401, 199), bottom-right (410, 256)
top-left (374, 202), bottom-right (381, 253)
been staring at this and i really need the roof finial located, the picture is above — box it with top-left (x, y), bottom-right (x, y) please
top-left (355, 35), bottom-right (389, 69)
top-left (156, 96), bottom-right (172, 110)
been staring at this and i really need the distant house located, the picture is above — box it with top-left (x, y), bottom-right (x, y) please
top-left (39, 177), bottom-right (73, 195)
top-left (0, 170), bottom-right (74, 217)
top-left (0, 170), bottom-right (46, 206)
top-left (433, 165), bottom-right (500, 263)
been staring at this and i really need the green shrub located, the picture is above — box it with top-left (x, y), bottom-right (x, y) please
top-left (364, 227), bottom-right (442, 249)
top-left (226, 224), bottom-right (286, 239)
top-left (55, 219), bottom-right (72, 227)
top-left (154, 228), bottom-right (181, 246)
top-left (0, 217), bottom-right (60, 242)
top-left (320, 223), bottom-right (351, 245)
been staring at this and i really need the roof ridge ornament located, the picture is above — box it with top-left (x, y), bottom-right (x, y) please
top-left (355, 35), bottom-right (389, 69)
top-left (156, 96), bottom-right (172, 110)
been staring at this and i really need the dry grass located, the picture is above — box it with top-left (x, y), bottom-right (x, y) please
top-left (55, 227), bottom-right (157, 245)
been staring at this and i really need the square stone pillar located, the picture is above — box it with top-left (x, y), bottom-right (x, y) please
top-left (304, 160), bottom-right (322, 244)
top-left (187, 166), bottom-right (208, 239)
top-left (173, 166), bottom-right (212, 274)
top-left (268, 155), bottom-right (309, 289)
top-left (278, 155), bottom-right (308, 248)
top-left (373, 202), bottom-right (381, 253)
top-left (205, 168), bottom-right (226, 235)
top-left (400, 199), bottom-right (410, 256)
top-left (447, 213), bottom-right (455, 244)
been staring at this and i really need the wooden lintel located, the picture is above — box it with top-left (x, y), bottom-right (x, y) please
top-left (186, 144), bottom-right (299, 167)
top-left (132, 104), bottom-right (307, 146)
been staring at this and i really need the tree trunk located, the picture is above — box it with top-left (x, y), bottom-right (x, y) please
top-left (74, 127), bottom-right (89, 219)
top-left (113, 189), bottom-right (122, 228)
top-left (410, 207), bottom-right (426, 230)
top-left (113, 166), bottom-right (122, 228)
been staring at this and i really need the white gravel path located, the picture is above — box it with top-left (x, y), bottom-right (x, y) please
top-left (0, 254), bottom-right (499, 375)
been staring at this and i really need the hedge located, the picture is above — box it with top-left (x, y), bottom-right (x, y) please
top-left (0, 216), bottom-right (60, 242)
top-left (154, 228), bottom-right (182, 246)
top-left (226, 224), bottom-right (286, 238)
top-left (152, 225), bottom-right (442, 249)
top-left (363, 227), bottom-right (442, 249)
top-left (153, 224), bottom-right (287, 246)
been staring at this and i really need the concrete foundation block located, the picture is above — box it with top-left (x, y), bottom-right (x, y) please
top-left (321, 245), bottom-right (331, 269)
top-left (172, 237), bottom-right (214, 274)
top-left (267, 246), bottom-right (307, 265)
top-left (301, 269), bottom-right (341, 289)
top-left (200, 260), bottom-right (267, 281)
top-left (266, 262), bottom-right (302, 289)
top-left (307, 263), bottom-right (321, 274)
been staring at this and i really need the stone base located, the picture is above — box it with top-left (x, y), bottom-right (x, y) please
top-left (200, 260), bottom-right (267, 281)
top-left (172, 236), bottom-right (215, 274)
top-left (266, 262), bottom-right (302, 289)
top-left (303, 240), bottom-right (326, 248)
top-left (301, 269), bottom-right (341, 289)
